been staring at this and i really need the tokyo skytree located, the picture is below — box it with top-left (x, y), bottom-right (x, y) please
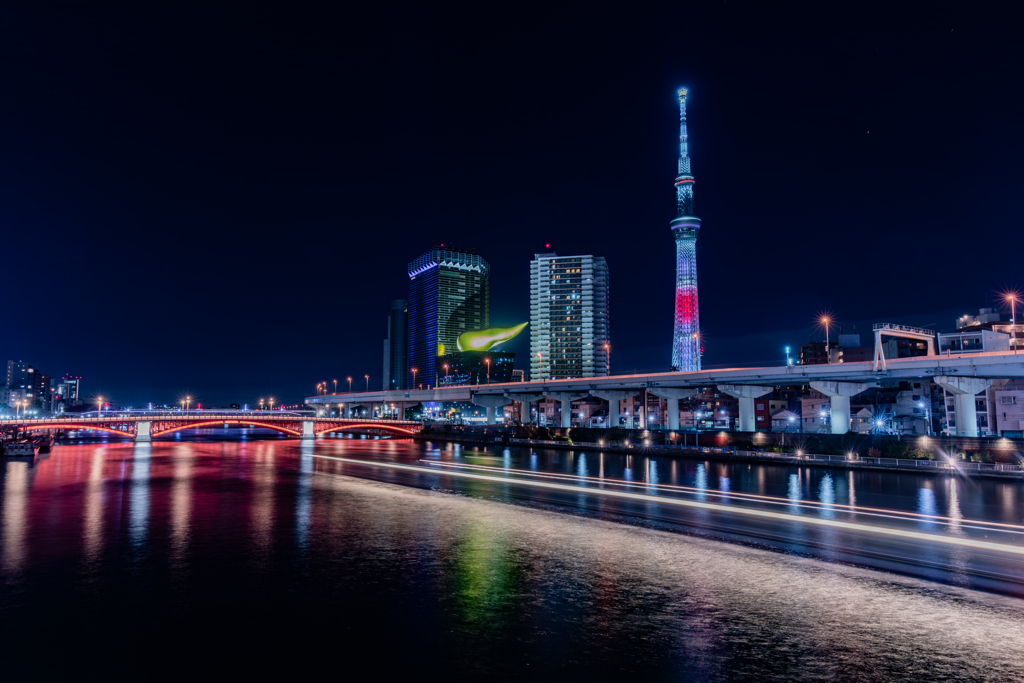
top-left (670, 87), bottom-right (702, 372)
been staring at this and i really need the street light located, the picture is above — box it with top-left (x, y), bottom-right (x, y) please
top-left (268, 397), bottom-right (275, 411)
top-left (185, 396), bottom-right (192, 415)
top-left (365, 374), bottom-right (369, 392)
top-left (259, 398), bottom-right (264, 411)
top-left (411, 368), bottom-right (417, 388)
top-left (347, 377), bottom-right (352, 393)
top-left (97, 396), bottom-right (104, 417)
top-left (1007, 293), bottom-right (1018, 355)
top-left (604, 343), bottom-right (610, 374)
top-left (443, 364), bottom-right (449, 384)
top-left (484, 357), bottom-right (490, 384)
top-left (820, 316), bottom-right (831, 364)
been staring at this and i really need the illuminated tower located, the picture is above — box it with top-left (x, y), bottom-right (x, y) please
top-left (670, 87), bottom-right (701, 372)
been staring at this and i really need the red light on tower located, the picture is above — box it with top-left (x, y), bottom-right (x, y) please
top-left (545, 243), bottom-right (550, 248)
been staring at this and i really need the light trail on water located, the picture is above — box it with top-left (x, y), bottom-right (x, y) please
top-left (311, 455), bottom-right (1024, 556)
top-left (419, 459), bottom-right (1024, 535)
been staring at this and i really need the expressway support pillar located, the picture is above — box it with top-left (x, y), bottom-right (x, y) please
top-left (543, 392), bottom-right (589, 428)
top-left (590, 390), bottom-right (638, 429)
top-left (649, 389), bottom-right (697, 431)
top-left (509, 393), bottom-right (544, 425)
top-left (472, 394), bottom-right (513, 425)
top-left (717, 385), bottom-right (774, 433)
top-left (301, 420), bottom-right (315, 439)
top-left (136, 420), bottom-right (151, 442)
top-left (809, 381), bottom-right (870, 434)
top-left (933, 376), bottom-right (997, 437)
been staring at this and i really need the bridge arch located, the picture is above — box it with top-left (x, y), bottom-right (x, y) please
top-left (150, 419), bottom-right (303, 438)
top-left (20, 423), bottom-right (135, 438)
top-left (315, 422), bottom-right (419, 437)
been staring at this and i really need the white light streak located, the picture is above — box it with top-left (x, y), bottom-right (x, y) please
top-left (311, 455), bottom-right (1024, 556)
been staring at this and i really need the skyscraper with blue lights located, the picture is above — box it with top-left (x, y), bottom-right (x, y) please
top-left (407, 246), bottom-right (490, 389)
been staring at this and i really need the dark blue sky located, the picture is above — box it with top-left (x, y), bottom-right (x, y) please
top-left (2, 2), bottom-right (1021, 406)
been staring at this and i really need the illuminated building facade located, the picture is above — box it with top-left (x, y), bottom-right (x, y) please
top-left (407, 246), bottom-right (490, 389)
top-left (529, 252), bottom-right (609, 380)
top-left (670, 87), bottom-right (702, 372)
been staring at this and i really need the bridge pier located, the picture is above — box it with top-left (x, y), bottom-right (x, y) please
top-left (510, 393), bottom-right (544, 424)
top-left (136, 420), bottom-right (152, 442)
top-left (472, 394), bottom-right (513, 425)
top-left (301, 420), bottom-right (315, 439)
top-left (649, 388), bottom-right (697, 431)
top-left (717, 385), bottom-right (774, 432)
top-left (543, 391), bottom-right (589, 428)
top-left (809, 381), bottom-right (870, 434)
top-left (590, 390), bottom-right (637, 428)
top-left (933, 376), bottom-right (998, 437)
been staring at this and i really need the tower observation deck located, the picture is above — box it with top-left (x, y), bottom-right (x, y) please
top-left (670, 87), bottom-right (702, 372)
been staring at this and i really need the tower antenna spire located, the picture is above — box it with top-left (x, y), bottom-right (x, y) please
top-left (670, 87), bottom-right (702, 372)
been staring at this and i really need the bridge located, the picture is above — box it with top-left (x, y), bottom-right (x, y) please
top-left (306, 350), bottom-right (1024, 437)
top-left (0, 412), bottom-right (423, 441)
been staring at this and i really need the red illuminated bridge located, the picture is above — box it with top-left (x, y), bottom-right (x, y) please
top-left (0, 413), bottom-right (423, 441)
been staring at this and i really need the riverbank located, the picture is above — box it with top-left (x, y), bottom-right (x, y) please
top-left (414, 433), bottom-right (1024, 480)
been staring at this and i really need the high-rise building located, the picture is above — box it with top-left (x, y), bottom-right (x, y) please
top-left (5, 361), bottom-right (32, 405)
top-left (382, 299), bottom-right (409, 391)
top-left (407, 246), bottom-right (490, 389)
top-left (58, 375), bottom-right (82, 407)
top-left (670, 87), bottom-right (702, 372)
top-left (530, 252), bottom-right (610, 380)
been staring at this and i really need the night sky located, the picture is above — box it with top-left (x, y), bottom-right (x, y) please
top-left (2, 2), bottom-right (1022, 406)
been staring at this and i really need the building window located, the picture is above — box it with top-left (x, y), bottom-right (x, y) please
top-left (756, 403), bottom-right (764, 410)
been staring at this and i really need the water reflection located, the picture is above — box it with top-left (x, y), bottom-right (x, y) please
top-left (0, 438), bottom-right (1023, 681)
top-left (1, 461), bottom-right (29, 574)
top-left (129, 444), bottom-right (151, 552)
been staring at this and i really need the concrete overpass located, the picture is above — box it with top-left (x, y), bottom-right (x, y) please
top-left (306, 351), bottom-right (1024, 436)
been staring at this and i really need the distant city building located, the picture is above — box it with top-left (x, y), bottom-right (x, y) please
top-left (407, 246), bottom-right (490, 389)
top-left (58, 375), bottom-right (82, 407)
top-left (670, 87), bottom-right (703, 372)
top-left (5, 361), bottom-right (33, 406)
top-left (437, 351), bottom-right (515, 386)
top-left (800, 341), bottom-right (836, 365)
top-left (529, 252), bottom-right (609, 381)
top-left (938, 329), bottom-right (1009, 354)
top-left (34, 373), bottom-right (52, 413)
top-left (511, 369), bottom-right (525, 382)
top-left (382, 299), bottom-right (409, 391)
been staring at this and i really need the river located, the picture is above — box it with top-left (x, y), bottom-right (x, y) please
top-left (2, 430), bottom-right (1023, 681)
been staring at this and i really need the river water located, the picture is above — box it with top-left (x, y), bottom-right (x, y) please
top-left (3, 431), bottom-right (1024, 681)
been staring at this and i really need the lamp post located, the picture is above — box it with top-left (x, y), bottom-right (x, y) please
top-left (918, 401), bottom-right (932, 436)
top-left (1008, 294), bottom-right (1018, 355)
top-left (259, 399), bottom-right (264, 411)
top-left (604, 343), bottom-right (610, 374)
top-left (443, 364), bottom-right (449, 384)
top-left (411, 368), bottom-right (417, 389)
top-left (485, 357), bottom-right (490, 384)
top-left (821, 316), bottom-right (831, 364)
top-left (97, 396), bottom-right (103, 418)
top-left (365, 375), bottom-right (369, 392)
top-left (185, 396), bottom-right (192, 415)
top-left (268, 397), bottom-right (274, 411)
top-left (333, 379), bottom-right (338, 393)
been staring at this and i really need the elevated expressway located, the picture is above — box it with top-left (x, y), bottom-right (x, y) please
top-left (306, 351), bottom-right (1024, 436)
top-left (0, 413), bottom-right (423, 441)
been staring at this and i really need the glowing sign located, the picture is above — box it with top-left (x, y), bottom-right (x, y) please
top-left (456, 322), bottom-right (528, 352)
